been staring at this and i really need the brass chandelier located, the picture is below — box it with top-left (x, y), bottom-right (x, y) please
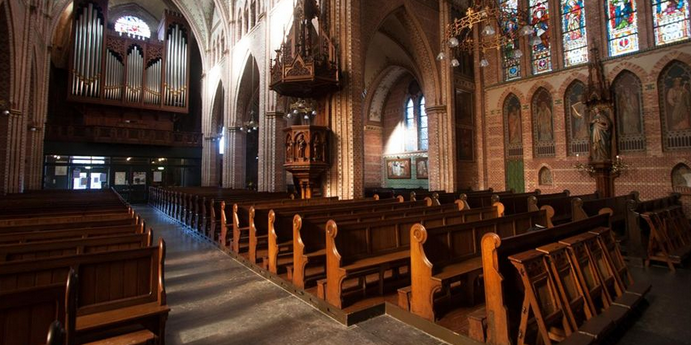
top-left (438, 1), bottom-right (536, 68)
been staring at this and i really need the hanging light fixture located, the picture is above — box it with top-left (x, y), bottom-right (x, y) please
top-left (439, 1), bottom-right (533, 69)
top-left (287, 98), bottom-right (317, 122)
top-left (240, 61), bottom-right (259, 133)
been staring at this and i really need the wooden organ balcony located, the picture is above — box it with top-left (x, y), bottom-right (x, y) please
top-left (45, 124), bottom-right (202, 148)
top-left (68, 1), bottom-right (190, 113)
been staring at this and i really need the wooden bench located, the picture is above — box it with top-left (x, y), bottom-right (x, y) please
top-left (528, 192), bottom-right (599, 226)
top-left (480, 214), bottom-right (650, 345)
top-left (0, 223), bottom-right (145, 245)
top-left (0, 230), bottom-right (152, 262)
top-left (295, 204), bottom-right (502, 290)
top-left (0, 212), bottom-right (138, 233)
top-left (625, 193), bottom-right (684, 265)
top-left (242, 197), bottom-right (407, 261)
top-left (641, 207), bottom-right (691, 271)
top-left (572, 192), bottom-right (639, 240)
top-left (405, 210), bottom-right (549, 321)
top-left (0, 240), bottom-right (170, 344)
top-left (498, 190), bottom-right (568, 216)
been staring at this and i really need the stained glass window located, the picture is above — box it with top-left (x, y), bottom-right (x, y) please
top-left (605, 0), bottom-right (639, 56)
top-left (652, 0), bottom-right (691, 45)
top-left (419, 97), bottom-right (429, 150)
top-left (530, 0), bottom-right (552, 74)
top-left (501, 0), bottom-right (521, 80)
top-left (561, 0), bottom-right (589, 66)
top-left (114, 16), bottom-right (151, 39)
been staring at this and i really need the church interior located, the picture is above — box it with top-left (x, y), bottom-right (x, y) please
top-left (1, 0), bottom-right (691, 344)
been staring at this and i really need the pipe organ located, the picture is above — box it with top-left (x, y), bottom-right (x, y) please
top-left (68, 1), bottom-right (190, 113)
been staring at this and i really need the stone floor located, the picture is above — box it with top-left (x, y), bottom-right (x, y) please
top-left (135, 205), bottom-right (691, 345)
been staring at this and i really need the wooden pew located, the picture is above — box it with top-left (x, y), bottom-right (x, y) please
top-left (0, 240), bottom-right (170, 344)
top-left (405, 210), bottom-right (549, 321)
top-left (480, 214), bottom-right (649, 345)
top-left (0, 230), bottom-right (152, 262)
top-left (572, 192), bottom-right (639, 240)
top-left (322, 206), bottom-right (512, 309)
top-left (528, 192), bottom-right (599, 226)
top-left (0, 223), bottom-right (145, 245)
top-left (641, 207), bottom-right (691, 271)
top-left (0, 212), bottom-right (137, 232)
top-left (625, 193), bottom-right (683, 264)
top-left (240, 198), bottom-right (405, 259)
top-left (459, 189), bottom-right (525, 209)
top-left (279, 202), bottom-right (464, 279)
top-left (499, 190), bottom-right (569, 216)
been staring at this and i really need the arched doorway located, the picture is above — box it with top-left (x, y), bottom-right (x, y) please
top-left (210, 82), bottom-right (224, 187)
top-left (236, 56), bottom-right (259, 189)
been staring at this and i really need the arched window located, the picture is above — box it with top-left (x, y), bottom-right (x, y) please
top-left (605, 0), bottom-right (639, 56)
top-left (561, 0), bottom-right (588, 67)
top-left (613, 71), bottom-right (646, 152)
top-left (530, 0), bottom-right (552, 74)
top-left (405, 98), bottom-right (416, 152)
top-left (219, 127), bottom-right (226, 155)
top-left (672, 163), bottom-right (691, 189)
top-left (403, 91), bottom-right (429, 152)
top-left (114, 16), bottom-right (151, 39)
top-left (419, 97), bottom-right (429, 150)
top-left (501, 0), bottom-right (521, 81)
top-left (652, 0), bottom-right (691, 46)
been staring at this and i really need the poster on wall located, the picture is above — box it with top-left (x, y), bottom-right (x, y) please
top-left (115, 172), bottom-right (127, 185)
top-left (55, 166), bottom-right (67, 176)
top-left (386, 158), bottom-right (411, 179)
top-left (153, 171), bottom-right (163, 182)
top-left (415, 157), bottom-right (428, 179)
top-left (133, 172), bottom-right (146, 185)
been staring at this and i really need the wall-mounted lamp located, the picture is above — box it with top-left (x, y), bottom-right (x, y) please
top-left (2, 110), bottom-right (9, 116)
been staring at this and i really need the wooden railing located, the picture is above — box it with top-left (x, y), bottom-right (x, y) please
top-left (45, 124), bottom-right (202, 147)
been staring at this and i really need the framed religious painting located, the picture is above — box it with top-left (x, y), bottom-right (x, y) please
top-left (386, 158), bottom-right (411, 179)
top-left (415, 157), bottom-right (429, 179)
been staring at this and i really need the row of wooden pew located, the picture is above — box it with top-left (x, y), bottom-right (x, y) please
top-left (151, 186), bottom-right (653, 344)
top-left (0, 189), bottom-right (169, 345)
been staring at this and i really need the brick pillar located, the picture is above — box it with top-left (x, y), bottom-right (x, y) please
top-left (426, 105), bottom-right (456, 192)
top-left (259, 111), bottom-right (285, 192)
top-left (224, 127), bottom-right (246, 188)
top-left (326, 0), bottom-right (364, 199)
top-left (201, 136), bottom-right (216, 186)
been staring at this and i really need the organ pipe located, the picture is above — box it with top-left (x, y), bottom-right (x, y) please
top-left (69, 3), bottom-right (188, 111)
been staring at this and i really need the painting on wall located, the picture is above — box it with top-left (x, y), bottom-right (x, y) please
top-left (660, 62), bottom-right (691, 132)
top-left (416, 157), bottom-right (429, 179)
top-left (532, 88), bottom-right (554, 142)
top-left (455, 89), bottom-right (473, 126)
top-left (614, 72), bottom-right (644, 136)
top-left (505, 95), bottom-right (523, 146)
top-left (386, 158), bottom-right (411, 179)
top-left (457, 127), bottom-right (474, 161)
top-left (566, 82), bottom-right (588, 139)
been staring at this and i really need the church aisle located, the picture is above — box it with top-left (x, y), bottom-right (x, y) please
top-left (134, 205), bottom-right (448, 345)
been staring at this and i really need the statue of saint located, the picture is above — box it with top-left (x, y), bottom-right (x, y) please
top-left (285, 135), bottom-right (294, 161)
top-left (297, 135), bottom-right (307, 159)
top-left (590, 107), bottom-right (612, 162)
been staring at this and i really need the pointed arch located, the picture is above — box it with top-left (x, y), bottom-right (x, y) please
top-left (658, 60), bottom-right (691, 151)
top-left (504, 93), bottom-right (525, 192)
top-left (564, 79), bottom-right (589, 156)
top-left (612, 70), bottom-right (645, 152)
top-left (672, 163), bottom-right (691, 189)
top-left (0, 1), bottom-right (12, 108)
top-left (531, 87), bottom-right (555, 157)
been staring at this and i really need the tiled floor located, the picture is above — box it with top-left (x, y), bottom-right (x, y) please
top-left (136, 205), bottom-right (691, 345)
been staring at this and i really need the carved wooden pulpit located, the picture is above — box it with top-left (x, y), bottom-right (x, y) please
top-left (284, 125), bottom-right (329, 198)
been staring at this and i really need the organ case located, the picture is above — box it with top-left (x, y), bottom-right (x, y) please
top-left (68, 2), bottom-right (190, 113)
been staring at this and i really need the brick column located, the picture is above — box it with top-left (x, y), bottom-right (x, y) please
top-left (326, 0), bottom-right (364, 199)
top-left (224, 127), bottom-right (246, 188)
top-left (259, 111), bottom-right (286, 192)
top-left (426, 105), bottom-right (455, 192)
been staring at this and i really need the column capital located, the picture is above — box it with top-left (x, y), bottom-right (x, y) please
top-left (425, 105), bottom-right (447, 114)
top-left (265, 111), bottom-right (284, 118)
